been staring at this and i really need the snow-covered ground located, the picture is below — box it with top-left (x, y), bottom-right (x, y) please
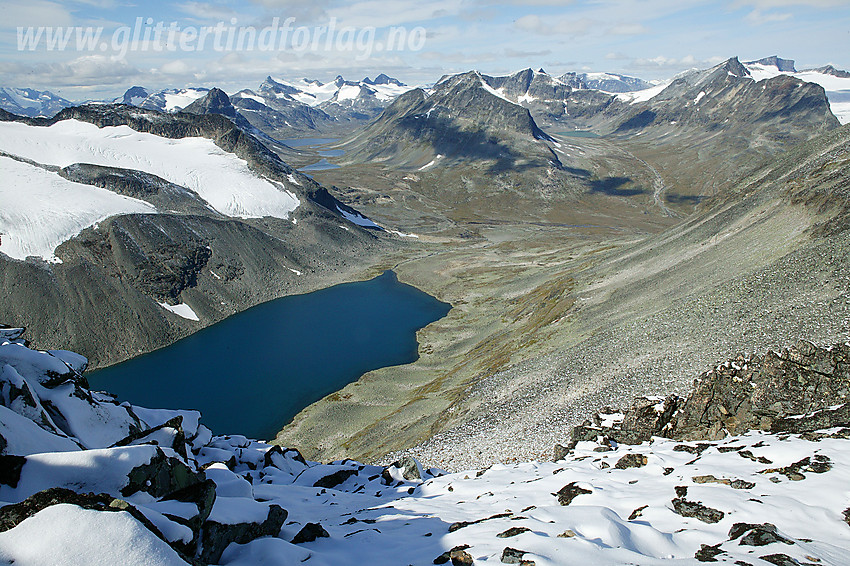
top-left (616, 81), bottom-right (670, 105)
top-left (162, 88), bottom-right (208, 112)
top-left (1, 330), bottom-right (849, 565)
top-left (0, 155), bottom-right (156, 261)
top-left (0, 119), bottom-right (299, 220)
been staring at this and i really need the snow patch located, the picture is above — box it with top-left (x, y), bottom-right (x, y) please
top-left (158, 302), bottom-right (200, 321)
top-left (336, 206), bottom-right (381, 229)
top-left (418, 154), bottom-right (443, 170)
top-left (617, 81), bottom-right (668, 104)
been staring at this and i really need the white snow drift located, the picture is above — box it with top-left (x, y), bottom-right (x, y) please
top-left (0, 156), bottom-right (156, 261)
top-left (2, 331), bottom-right (850, 565)
top-left (0, 119), bottom-right (300, 220)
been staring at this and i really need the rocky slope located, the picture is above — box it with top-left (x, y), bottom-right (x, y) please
top-left (1, 328), bottom-right (848, 565)
top-left (335, 120), bottom-right (850, 472)
top-left (0, 105), bottom-right (390, 368)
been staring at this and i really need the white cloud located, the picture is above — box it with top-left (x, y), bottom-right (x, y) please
top-left (0, 0), bottom-right (74, 29)
top-left (630, 54), bottom-right (725, 70)
top-left (0, 54), bottom-right (140, 87)
top-left (177, 2), bottom-right (242, 23)
top-left (328, 0), bottom-right (462, 29)
top-left (731, 0), bottom-right (846, 7)
top-left (513, 14), bottom-right (594, 35)
top-left (744, 8), bottom-right (793, 24)
top-left (608, 23), bottom-right (650, 35)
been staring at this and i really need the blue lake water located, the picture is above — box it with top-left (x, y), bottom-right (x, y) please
top-left (555, 130), bottom-right (600, 138)
top-left (88, 271), bottom-right (451, 440)
top-left (281, 138), bottom-right (340, 147)
top-left (299, 159), bottom-right (341, 172)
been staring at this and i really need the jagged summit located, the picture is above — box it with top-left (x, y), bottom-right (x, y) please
top-left (720, 56), bottom-right (750, 77)
top-left (184, 87), bottom-right (237, 118)
top-left (363, 73), bottom-right (405, 86)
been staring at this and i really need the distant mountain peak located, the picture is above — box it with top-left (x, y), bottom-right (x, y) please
top-left (721, 56), bottom-right (750, 78)
top-left (746, 55), bottom-right (797, 73)
top-left (363, 73), bottom-right (405, 86)
top-left (0, 87), bottom-right (74, 117)
top-left (806, 64), bottom-right (850, 78)
top-left (184, 87), bottom-right (237, 118)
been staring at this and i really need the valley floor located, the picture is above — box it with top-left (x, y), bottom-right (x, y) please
top-left (276, 132), bottom-right (850, 470)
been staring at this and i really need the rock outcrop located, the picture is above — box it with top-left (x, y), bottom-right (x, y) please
top-left (566, 340), bottom-right (850, 452)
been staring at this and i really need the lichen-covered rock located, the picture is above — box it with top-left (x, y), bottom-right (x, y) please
top-left (614, 453), bottom-right (648, 469)
top-left (672, 498), bottom-right (725, 523)
top-left (566, 341), bottom-right (850, 452)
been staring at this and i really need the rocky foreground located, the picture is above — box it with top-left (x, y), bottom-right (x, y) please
top-left (1, 326), bottom-right (848, 565)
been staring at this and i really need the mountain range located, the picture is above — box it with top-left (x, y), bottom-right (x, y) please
top-left (2, 52), bottom-right (850, 565)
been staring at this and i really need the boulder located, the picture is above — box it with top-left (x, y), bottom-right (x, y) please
top-left (199, 504), bottom-right (287, 563)
top-left (122, 447), bottom-right (205, 498)
top-left (291, 521), bottom-right (329, 544)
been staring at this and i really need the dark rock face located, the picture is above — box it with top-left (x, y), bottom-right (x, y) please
top-left (200, 504), bottom-right (287, 563)
top-left (0, 455), bottom-right (25, 488)
top-left (290, 521), bottom-right (329, 544)
top-left (58, 163), bottom-right (214, 216)
top-left (567, 341), bottom-right (850, 451)
top-left (694, 543), bottom-right (725, 562)
top-left (500, 546), bottom-right (527, 564)
top-left (675, 341), bottom-right (850, 440)
top-left (121, 447), bottom-right (205, 498)
top-left (313, 468), bottom-right (358, 488)
top-left (746, 56), bottom-right (797, 72)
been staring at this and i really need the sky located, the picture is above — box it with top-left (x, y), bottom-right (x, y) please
top-left (1, 0), bottom-right (848, 100)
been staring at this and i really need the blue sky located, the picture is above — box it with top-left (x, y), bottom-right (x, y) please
top-left (1, 0), bottom-right (848, 99)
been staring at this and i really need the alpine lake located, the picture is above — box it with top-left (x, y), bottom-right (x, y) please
top-left (88, 271), bottom-right (451, 440)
